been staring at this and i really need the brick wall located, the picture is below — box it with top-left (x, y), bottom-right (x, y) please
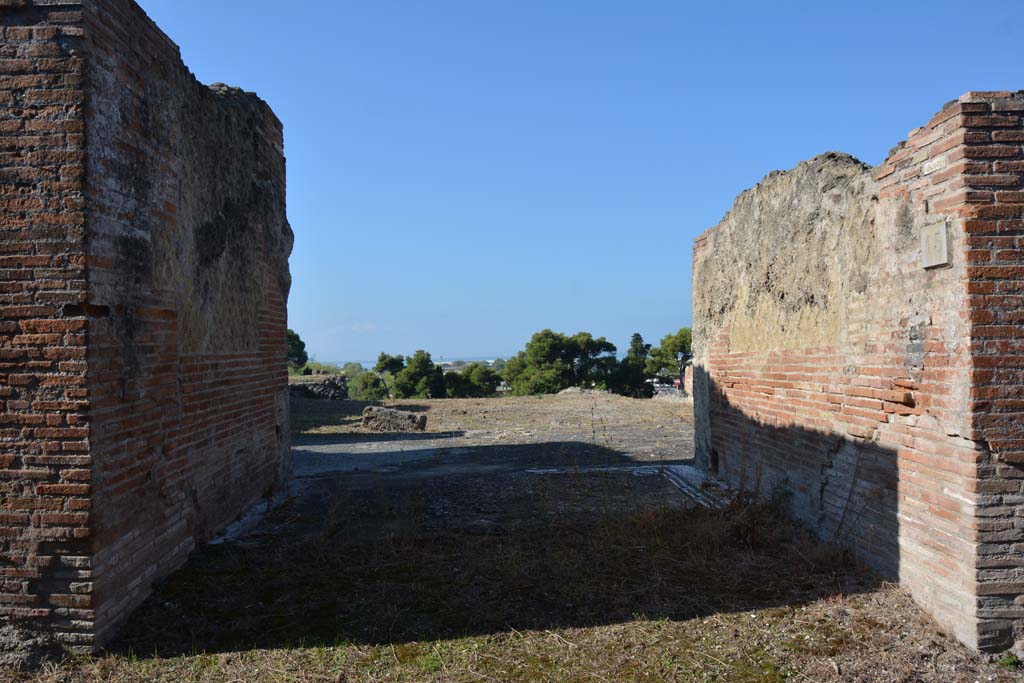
top-left (0, 0), bottom-right (291, 652)
top-left (693, 92), bottom-right (1024, 652)
top-left (0, 0), bottom-right (93, 650)
top-left (950, 94), bottom-right (1024, 651)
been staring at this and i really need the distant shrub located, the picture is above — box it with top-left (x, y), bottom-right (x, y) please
top-left (304, 361), bottom-right (342, 375)
top-left (350, 373), bottom-right (388, 401)
top-left (342, 362), bottom-right (367, 378)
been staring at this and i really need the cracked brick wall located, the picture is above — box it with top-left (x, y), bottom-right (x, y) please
top-left (693, 92), bottom-right (1024, 652)
top-left (0, 0), bottom-right (292, 651)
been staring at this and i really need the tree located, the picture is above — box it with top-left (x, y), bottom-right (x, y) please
top-left (491, 357), bottom-right (507, 372)
top-left (393, 350), bottom-right (446, 398)
top-left (502, 330), bottom-right (574, 395)
top-left (611, 333), bottom-right (653, 398)
top-left (500, 329), bottom-right (622, 395)
top-left (444, 371), bottom-right (471, 398)
top-left (568, 332), bottom-right (617, 387)
top-left (464, 363), bottom-right (500, 396)
top-left (286, 329), bottom-right (308, 369)
top-left (342, 362), bottom-right (366, 378)
top-left (374, 352), bottom-right (405, 375)
top-left (628, 332), bottom-right (651, 361)
top-left (646, 328), bottom-right (693, 382)
top-left (500, 352), bottom-right (527, 389)
top-left (350, 372), bottom-right (388, 401)
top-left (505, 362), bottom-right (568, 395)
top-left (447, 362), bottom-right (500, 398)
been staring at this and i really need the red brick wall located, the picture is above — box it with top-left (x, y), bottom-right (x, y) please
top-left (0, 0), bottom-right (291, 651)
top-left (0, 1), bottom-right (94, 649)
top-left (871, 100), bottom-right (981, 649)
top-left (693, 94), bottom-right (1024, 651)
top-left (78, 0), bottom-right (292, 645)
top-left (950, 93), bottom-right (1024, 651)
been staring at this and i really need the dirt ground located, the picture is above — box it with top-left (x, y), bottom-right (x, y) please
top-left (13, 394), bottom-right (1022, 682)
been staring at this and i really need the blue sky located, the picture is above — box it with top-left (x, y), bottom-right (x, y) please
top-left (139, 0), bottom-right (1022, 364)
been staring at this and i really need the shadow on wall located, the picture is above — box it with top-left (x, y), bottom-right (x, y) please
top-left (106, 434), bottom-right (881, 658)
top-left (692, 365), bottom-right (901, 582)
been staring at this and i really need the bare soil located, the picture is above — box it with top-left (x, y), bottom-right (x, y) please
top-left (11, 395), bottom-right (1021, 682)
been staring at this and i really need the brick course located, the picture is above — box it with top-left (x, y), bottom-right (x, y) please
top-left (0, 0), bottom-right (291, 651)
top-left (693, 92), bottom-right (1024, 652)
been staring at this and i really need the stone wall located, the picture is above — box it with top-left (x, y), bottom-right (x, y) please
top-left (693, 92), bottom-right (1024, 652)
top-left (0, 0), bottom-right (291, 652)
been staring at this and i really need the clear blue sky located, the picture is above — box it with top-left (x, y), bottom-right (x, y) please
top-left (139, 1), bottom-right (1021, 364)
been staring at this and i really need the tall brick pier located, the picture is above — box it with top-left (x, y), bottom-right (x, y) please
top-left (0, 0), bottom-right (292, 651)
top-left (693, 92), bottom-right (1024, 652)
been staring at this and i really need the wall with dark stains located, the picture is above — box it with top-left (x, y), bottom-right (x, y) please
top-left (0, 0), bottom-right (291, 653)
top-left (80, 0), bottom-right (293, 646)
top-left (693, 93), bottom-right (1024, 653)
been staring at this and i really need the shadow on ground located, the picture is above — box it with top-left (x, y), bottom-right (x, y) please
top-left (294, 430), bottom-right (467, 446)
top-left (110, 435), bottom-right (879, 659)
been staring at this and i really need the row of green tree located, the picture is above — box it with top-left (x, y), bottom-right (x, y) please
top-left (287, 327), bottom-right (691, 400)
top-left (501, 328), bottom-right (691, 397)
top-left (342, 351), bottom-right (499, 400)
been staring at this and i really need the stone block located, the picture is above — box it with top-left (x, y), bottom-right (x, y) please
top-left (361, 407), bottom-right (427, 432)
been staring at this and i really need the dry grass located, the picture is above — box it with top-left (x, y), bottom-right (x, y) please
top-left (14, 501), bottom-right (1017, 683)
top-left (7, 396), bottom-right (1019, 682)
top-left (12, 501), bottom-right (853, 682)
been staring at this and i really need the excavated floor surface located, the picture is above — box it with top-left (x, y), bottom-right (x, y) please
top-left (14, 395), bottom-right (1021, 682)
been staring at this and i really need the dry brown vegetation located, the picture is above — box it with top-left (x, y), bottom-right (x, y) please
top-left (9, 396), bottom-right (1020, 682)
